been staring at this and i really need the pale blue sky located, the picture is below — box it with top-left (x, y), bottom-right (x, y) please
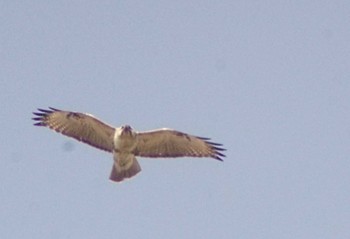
top-left (1, 1), bottom-right (349, 238)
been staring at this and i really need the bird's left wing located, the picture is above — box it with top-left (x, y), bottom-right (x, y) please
top-left (134, 129), bottom-right (225, 161)
top-left (32, 107), bottom-right (115, 152)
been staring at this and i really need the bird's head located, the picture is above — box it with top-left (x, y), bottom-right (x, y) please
top-left (121, 125), bottom-right (134, 135)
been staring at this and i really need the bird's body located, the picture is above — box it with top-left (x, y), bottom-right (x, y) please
top-left (111, 125), bottom-right (141, 181)
top-left (32, 107), bottom-right (226, 182)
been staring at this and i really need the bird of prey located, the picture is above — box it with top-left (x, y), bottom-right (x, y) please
top-left (32, 107), bottom-right (226, 182)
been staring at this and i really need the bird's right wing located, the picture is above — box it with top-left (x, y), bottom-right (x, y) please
top-left (32, 107), bottom-right (115, 152)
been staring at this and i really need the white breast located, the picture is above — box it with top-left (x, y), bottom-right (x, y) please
top-left (113, 127), bottom-right (138, 152)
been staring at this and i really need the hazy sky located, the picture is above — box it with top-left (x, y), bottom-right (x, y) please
top-left (1, 1), bottom-right (349, 238)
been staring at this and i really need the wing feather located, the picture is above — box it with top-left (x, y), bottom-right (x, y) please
top-left (134, 129), bottom-right (225, 161)
top-left (32, 107), bottom-right (115, 152)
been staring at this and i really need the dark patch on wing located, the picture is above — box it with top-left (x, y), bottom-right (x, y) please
top-left (174, 131), bottom-right (191, 141)
top-left (67, 112), bottom-right (82, 119)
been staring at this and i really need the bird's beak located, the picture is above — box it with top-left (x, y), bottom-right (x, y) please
top-left (122, 125), bottom-right (132, 135)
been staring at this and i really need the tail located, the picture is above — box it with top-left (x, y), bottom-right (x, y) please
top-left (109, 157), bottom-right (141, 182)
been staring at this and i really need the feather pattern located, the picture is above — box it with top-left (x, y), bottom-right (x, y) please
top-left (32, 107), bottom-right (115, 152)
top-left (134, 129), bottom-right (225, 161)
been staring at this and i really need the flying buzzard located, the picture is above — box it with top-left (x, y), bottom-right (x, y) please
top-left (32, 107), bottom-right (226, 182)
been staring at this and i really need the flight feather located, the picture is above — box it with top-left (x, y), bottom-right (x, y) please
top-left (32, 107), bottom-right (115, 152)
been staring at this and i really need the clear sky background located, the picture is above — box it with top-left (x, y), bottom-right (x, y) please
top-left (1, 1), bottom-right (349, 238)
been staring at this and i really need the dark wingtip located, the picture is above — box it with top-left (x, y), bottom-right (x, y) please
top-left (196, 136), bottom-right (211, 141)
top-left (48, 107), bottom-right (60, 111)
top-left (213, 151), bottom-right (226, 161)
top-left (32, 117), bottom-right (43, 121)
top-left (32, 107), bottom-right (58, 126)
top-left (34, 107), bottom-right (60, 114)
top-left (32, 112), bottom-right (47, 117)
top-left (37, 108), bottom-right (51, 113)
top-left (204, 139), bottom-right (226, 161)
top-left (33, 122), bottom-right (46, 126)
